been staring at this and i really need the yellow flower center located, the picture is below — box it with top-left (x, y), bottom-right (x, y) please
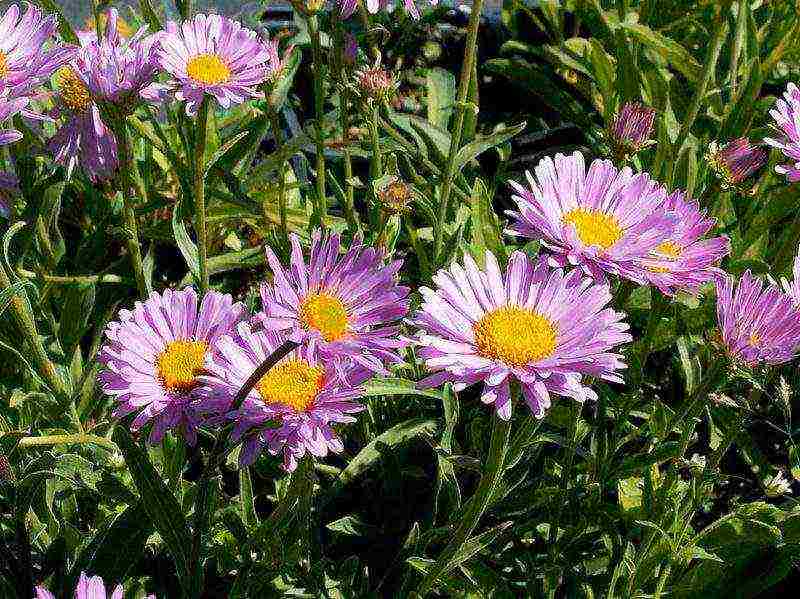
top-left (0, 52), bottom-right (8, 80)
top-left (299, 292), bottom-right (349, 342)
top-left (562, 208), bottom-right (623, 249)
top-left (750, 332), bottom-right (761, 347)
top-left (186, 54), bottom-right (231, 85)
top-left (256, 358), bottom-right (325, 412)
top-left (473, 306), bottom-right (558, 367)
top-left (57, 68), bottom-right (92, 112)
top-left (648, 241), bottom-right (683, 273)
top-left (156, 340), bottom-right (208, 393)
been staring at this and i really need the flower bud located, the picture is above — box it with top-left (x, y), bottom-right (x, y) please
top-left (708, 138), bottom-right (767, 187)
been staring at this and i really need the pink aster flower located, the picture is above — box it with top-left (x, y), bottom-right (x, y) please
top-left (708, 138), bottom-right (767, 187)
top-left (766, 82), bottom-right (800, 183)
top-left (0, 171), bottom-right (18, 218)
top-left (413, 251), bottom-right (632, 419)
top-left (35, 571), bottom-right (154, 599)
top-left (256, 230), bottom-right (409, 374)
top-left (98, 287), bottom-right (245, 444)
top-left (70, 8), bottom-right (159, 108)
top-left (48, 66), bottom-right (117, 181)
top-left (153, 13), bottom-right (272, 116)
top-left (202, 323), bottom-right (367, 471)
top-left (640, 190), bottom-right (730, 296)
top-left (340, 0), bottom-right (439, 19)
top-left (716, 271), bottom-right (800, 367)
top-left (609, 101), bottom-right (656, 156)
top-left (508, 151), bottom-right (676, 284)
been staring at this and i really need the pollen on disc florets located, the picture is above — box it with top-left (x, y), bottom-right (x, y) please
top-left (562, 208), bottom-right (624, 250)
top-left (58, 68), bottom-right (92, 113)
top-left (299, 292), bottom-right (349, 342)
top-left (256, 358), bottom-right (325, 412)
top-left (186, 53), bottom-right (231, 85)
top-left (648, 240), bottom-right (682, 273)
top-left (473, 306), bottom-right (558, 367)
top-left (156, 339), bottom-right (209, 393)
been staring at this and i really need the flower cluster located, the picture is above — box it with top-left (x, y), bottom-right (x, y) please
top-left (37, 571), bottom-right (154, 599)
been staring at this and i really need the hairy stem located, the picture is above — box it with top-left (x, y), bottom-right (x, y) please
top-left (268, 107), bottom-right (289, 243)
top-left (307, 14), bottom-right (327, 227)
top-left (116, 119), bottom-right (148, 297)
top-left (194, 97), bottom-right (211, 295)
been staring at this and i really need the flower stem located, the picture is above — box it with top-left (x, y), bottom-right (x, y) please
top-left (307, 14), bottom-right (327, 228)
top-left (194, 97), bottom-right (210, 295)
top-left (433, 0), bottom-right (484, 263)
top-left (415, 412), bottom-right (511, 597)
top-left (116, 118), bottom-right (148, 298)
top-left (267, 107), bottom-right (289, 244)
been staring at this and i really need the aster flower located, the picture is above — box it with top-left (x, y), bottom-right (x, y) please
top-left (354, 58), bottom-right (397, 102)
top-left (766, 82), bottom-right (800, 183)
top-left (257, 230), bottom-right (409, 373)
top-left (35, 571), bottom-right (154, 599)
top-left (413, 251), bottom-right (632, 419)
top-left (707, 138), bottom-right (767, 187)
top-left (340, 0), bottom-right (439, 20)
top-left (609, 101), bottom-right (656, 157)
top-left (48, 67), bottom-right (118, 181)
top-left (507, 151), bottom-right (675, 284)
top-left (715, 270), bottom-right (800, 367)
top-left (780, 246), bottom-right (800, 305)
top-left (153, 13), bottom-right (272, 116)
top-left (640, 190), bottom-right (730, 296)
top-left (0, 88), bottom-right (29, 146)
top-left (203, 323), bottom-right (367, 471)
top-left (97, 287), bottom-right (245, 444)
top-left (70, 9), bottom-right (159, 109)
top-left (0, 171), bottom-right (19, 218)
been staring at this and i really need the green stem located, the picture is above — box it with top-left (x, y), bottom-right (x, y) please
top-left (728, 0), bottom-right (747, 96)
top-left (268, 108), bottom-right (289, 244)
top-left (415, 413), bottom-right (511, 597)
top-left (432, 0), bottom-right (484, 263)
top-left (16, 268), bottom-right (126, 285)
top-left (194, 97), bottom-right (210, 295)
top-left (548, 401), bottom-right (581, 559)
top-left (116, 119), bottom-right (148, 297)
top-left (18, 434), bottom-right (117, 450)
top-left (670, 12), bottom-right (728, 184)
top-left (616, 0), bottom-right (629, 20)
top-left (307, 14), bottom-right (327, 228)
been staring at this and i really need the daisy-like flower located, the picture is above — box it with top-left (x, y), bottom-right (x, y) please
top-left (413, 251), bottom-right (632, 419)
top-left (0, 171), bottom-right (19, 218)
top-left (203, 323), bottom-right (367, 471)
top-left (153, 13), bottom-right (272, 116)
top-left (640, 190), bottom-right (730, 296)
top-left (609, 101), bottom-right (656, 157)
top-left (766, 82), bottom-right (800, 183)
top-left (97, 287), bottom-right (245, 444)
top-left (71, 9), bottom-right (159, 110)
top-left (507, 151), bottom-right (675, 284)
top-left (715, 271), bottom-right (800, 367)
top-left (48, 66), bottom-right (118, 181)
top-left (257, 230), bottom-right (409, 373)
top-left (708, 138), bottom-right (767, 187)
top-left (340, 0), bottom-right (439, 20)
top-left (36, 571), bottom-right (154, 599)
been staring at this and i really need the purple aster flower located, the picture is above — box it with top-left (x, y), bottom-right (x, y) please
top-left (35, 571), bottom-right (154, 599)
top-left (340, 0), bottom-right (439, 20)
top-left (640, 190), bottom-right (730, 296)
top-left (0, 4), bottom-right (73, 127)
top-left (716, 270), bottom-right (800, 367)
top-left (708, 138), bottom-right (767, 187)
top-left (766, 82), bottom-right (800, 183)
top-left (413, 251), bottom-right (632, 419)
top-left (0, 88), bottom-right (29, 146)
top-left (0, 171), bottom-right (19, 219)
top-left (202, 323), bottom-right (367, 471)
top-left (609, 101), bottom-right (656, 157)
top-left (256, 230), bottom-right (409, 374)
top-left (70, 9), bottom-right (159, 109)
top-left (507, 151), bottom-right (676, 284)
top-left (152, 13), bottom-right (272, 116)
top-left (97, 287), bottom-right (245, 445)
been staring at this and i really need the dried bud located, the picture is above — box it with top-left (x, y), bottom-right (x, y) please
top-left (763, 470), bottom-right (793, 498)
top-left (0, 454), bottom-right (15, 483)
top-left (376, 176), bottom-right (413, 215)
top-left (708, 138), bottom-right (767, 188)
top-left (355, 64), bottom-right (397, 102)
top-left (609, 102), bottom-right (656, 158)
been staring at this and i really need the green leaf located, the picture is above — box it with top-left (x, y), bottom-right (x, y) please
top-left (269, 49), bottom-right (302, 111)
top-left (113, 427), bottom-right (193, 585)
top-left (362, 378), bottom-right (448, 400)
top-left (326, 515), bottom-right (378, 537)
top-left (204, 131), bottom-right (250, 179)
top-left (426, 67), bottom-right (456, 130)
top-left (468, 178), bottom-right (506, 266)
top-left (59, 284), bottom-right (96, 358)
top-left (239, 466), bottom-right (258, 529)
top-left (172, 193), bottom-right (200, 283)
top-left (620, 22), bottom-right (702, 83)
top-left (445, 521), bottom-right (512, 573)
top-left (453, 122), bottom-right (526, 173)
top-left (138, 0), bottom-right (163, 30)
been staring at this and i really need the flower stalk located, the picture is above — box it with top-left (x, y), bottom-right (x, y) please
top-left (116, 117), bottom-right (148, 298)
top-left (193, 97), bottom-right (211, 295)
top-left (307, 14), bottom-right (327, 227)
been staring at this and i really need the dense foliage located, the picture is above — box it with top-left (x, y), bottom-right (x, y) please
top-left (3, 1), bottom-right (800, 597)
